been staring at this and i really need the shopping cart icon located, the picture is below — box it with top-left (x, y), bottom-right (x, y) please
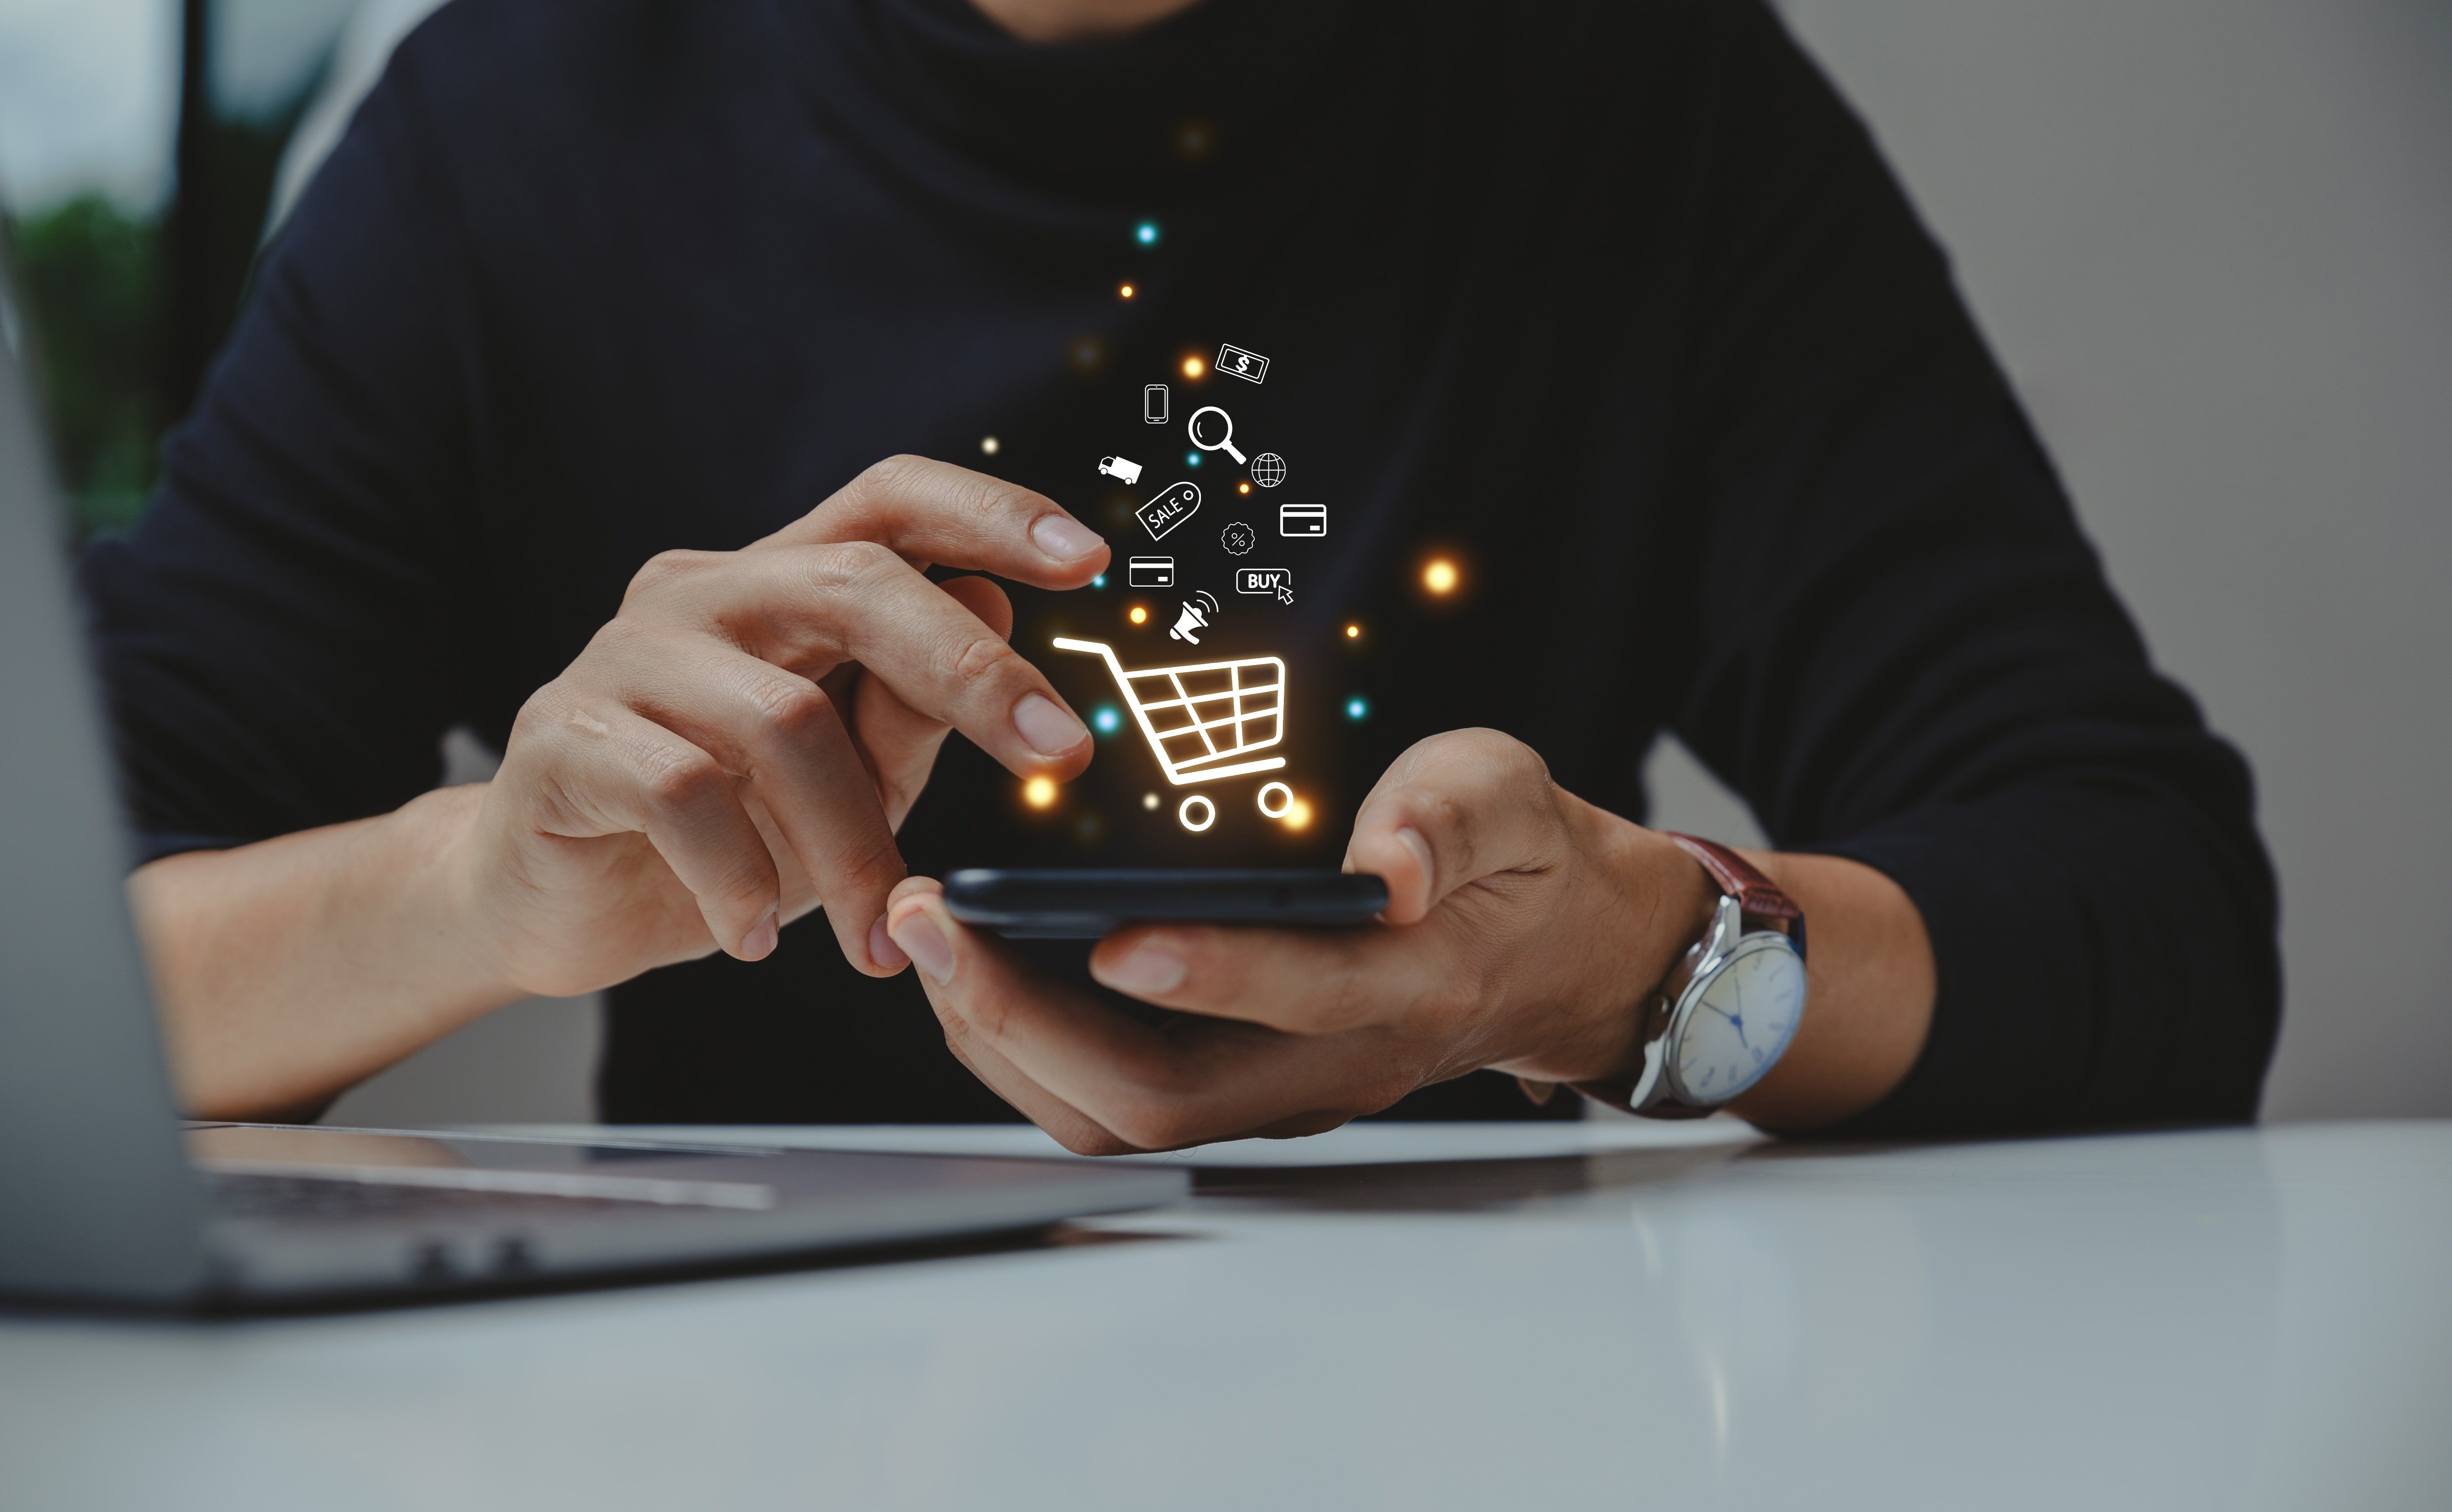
top-left (1053, 636), bottom-right (1294, 831)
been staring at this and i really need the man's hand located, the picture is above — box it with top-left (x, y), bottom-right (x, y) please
top-left (458, 456), bottom-right (1109, 999)
top-left (881, 729), bottom-right (1724, 1153)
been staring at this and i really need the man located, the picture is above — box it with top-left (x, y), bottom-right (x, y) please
top-left (86, 0), bottom-right (2278, 1146)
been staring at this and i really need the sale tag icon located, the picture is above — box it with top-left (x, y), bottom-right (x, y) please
top-left (1136, 482), bottom-right (1201, 540)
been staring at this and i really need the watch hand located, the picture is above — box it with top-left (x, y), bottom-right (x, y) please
top-left (1698, 999), bottom-right (1753, 1046)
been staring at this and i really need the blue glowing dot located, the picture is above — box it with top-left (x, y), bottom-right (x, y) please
top-left (1091, 573), bottom-right (1107, 589)
top-left (1134, 220), bottom-right (1161, 246)
top-left (1092, 704), bottom-right (1122, 735)
top-left (1344, 696), bottom-right (1371, 722)
top-left (1185, 451), bottom-right (1202, 467)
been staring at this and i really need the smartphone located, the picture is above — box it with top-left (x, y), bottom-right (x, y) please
top-left (944, 869), bottom-right (1388, 938)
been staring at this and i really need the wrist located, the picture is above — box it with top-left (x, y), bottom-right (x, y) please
top-left (385, 782), bottom-right (531, 1014)
top-left (1521, 800), bottom-right (1718, 1086)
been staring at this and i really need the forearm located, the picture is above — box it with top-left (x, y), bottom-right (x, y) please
top-left (1722, 849), bottom-right (1934, 1132)
top-left (130, 783), bottom-right (518, 1119)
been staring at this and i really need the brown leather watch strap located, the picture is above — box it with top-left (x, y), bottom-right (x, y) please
top-left (1664, 833), bottom-right (1805, 959)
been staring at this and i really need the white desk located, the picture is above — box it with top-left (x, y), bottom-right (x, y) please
top-left (4, 1119), bottom-right (2446, 1511)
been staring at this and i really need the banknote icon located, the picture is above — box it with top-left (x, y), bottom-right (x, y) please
top-left (1216, 344), bottom-right (1269, 384)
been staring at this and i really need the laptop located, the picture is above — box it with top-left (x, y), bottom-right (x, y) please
top-left (0, 275), bottom-right (1183, 1311)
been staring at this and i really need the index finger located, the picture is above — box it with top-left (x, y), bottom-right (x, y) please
top-left (754, 456), bottom-right (1109, 589)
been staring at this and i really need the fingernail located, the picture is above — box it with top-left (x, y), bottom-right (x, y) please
top-left (738, 909), bottom-right (779, 962)
top-left (1030, 513), bottom-right (1104, 561)
top-left (1013, 692), bottom-right (1088, 757)
top-left (889, 910), bottom-right (956, 986)
top-left (868, 915), bottom-right (909, 972)
top-left (1395, 826), bottom-right (1434, 880)
top-left (1097, 940), bottom-right (1186, 997)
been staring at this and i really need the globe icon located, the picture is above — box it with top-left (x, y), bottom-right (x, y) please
top-left (1250, 452), bottom-right (1287, 488)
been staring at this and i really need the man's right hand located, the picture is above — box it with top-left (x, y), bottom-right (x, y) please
top-left (454, 456), bottom-right (1107, 999)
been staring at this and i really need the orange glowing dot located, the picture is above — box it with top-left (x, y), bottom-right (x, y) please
top-left (1023, 776), bottom-right (1058, 810)
top-left (1284, 799), bottom-right (1314, 831)
top-left (1128, 605), bottom-right (1148, 625)
top-left (1182, 356), bottom-right (1204, 379)
top-left (1238, 482), bottom-right (1251, 494)
top-left (1142, 792), bottom-right (1160, 810)
top-left (1118, 283), bottom-right (1136, 299)
top-left (1344, 622), bottom-right (1361, 639)
top-left (1424, 558), bottom-right (1460, 595)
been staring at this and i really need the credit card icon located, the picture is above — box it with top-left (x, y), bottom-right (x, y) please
top-left (1278, 503), bottom-right (1326, 537)
top-left (1127, 556), bottom-right (1174, 588)
top-left (1137, 481), bottom-right (1201, 540)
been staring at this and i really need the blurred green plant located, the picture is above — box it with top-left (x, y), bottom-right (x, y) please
top-left (7, 92), bottom-right (321, 538)
top-left (11, 196), bottom-right (161, 533)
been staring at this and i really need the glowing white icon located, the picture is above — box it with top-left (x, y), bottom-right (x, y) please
top-left (1143, 384), bottom-right (1169, 424)
top-left (1250, 452), bottom-right (1286, 487)
top-left (1235, 567), bottom-right (1294, 605)
top-left (1279, 503), bottom-right (1326, 537)
top-left (1126, 555), bottom-right (1173, 588)
top-left (1053, 635), bottom-right (1289, 832)
top-left (1098, 455), bottom-right (1143, 485)
top-left (1221, 520), bottom-right (1256, 555)
top-left (1169, 590), bottom-right (1220, 645)
top-left (1137, 481), bottom-right (1200, 540)
top-left (1216, 344), bottom-right (1269, 384)
top-left (1187, 406), bottom-right (1247, 465)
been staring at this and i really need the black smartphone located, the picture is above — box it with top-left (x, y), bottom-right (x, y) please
top-left (944, 868), bottom-right (1389, 938)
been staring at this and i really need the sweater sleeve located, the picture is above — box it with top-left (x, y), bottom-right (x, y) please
top-left (1659, 2), bottom-right (2280, 1133)
top-left (78, 43), bottom-right (487, 860)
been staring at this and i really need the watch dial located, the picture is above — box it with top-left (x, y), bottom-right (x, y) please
top-left (1673, 941), bottom-right (1806, 1104)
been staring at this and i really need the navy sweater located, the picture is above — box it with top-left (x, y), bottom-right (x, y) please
top-left (81, 0), bottom-right (2279, 1130)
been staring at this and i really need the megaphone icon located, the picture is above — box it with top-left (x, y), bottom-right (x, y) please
top-left (1169, 590), bottom-right (1221, 645)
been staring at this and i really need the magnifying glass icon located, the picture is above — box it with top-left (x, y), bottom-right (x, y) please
top-left (1187, 406), bottom-right (1247, 466)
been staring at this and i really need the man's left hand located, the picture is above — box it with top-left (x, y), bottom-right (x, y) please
top-left (882, 728), bottom-right (1719, 1153)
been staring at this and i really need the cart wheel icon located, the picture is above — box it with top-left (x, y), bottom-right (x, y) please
top-left (1257, 782), bottom-right (1294, 819)
top-left (1178, 795), bottom-right (1217, 832)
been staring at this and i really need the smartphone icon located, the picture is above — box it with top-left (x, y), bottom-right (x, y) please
top-left (1143, 384), bottom-right (1169, 424)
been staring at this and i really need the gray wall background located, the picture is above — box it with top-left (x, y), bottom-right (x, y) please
top-left (337, 0), bottom-right (2452, 1126)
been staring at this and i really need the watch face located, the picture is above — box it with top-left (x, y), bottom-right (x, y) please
top-left (1670, 937), bottom-right (1806, 1105)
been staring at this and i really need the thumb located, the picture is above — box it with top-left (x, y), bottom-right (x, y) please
top-left (1343, 729), bottom-right (1565, 925)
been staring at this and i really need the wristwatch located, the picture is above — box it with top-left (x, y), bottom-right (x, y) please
top-left (1576, 833), bottom-right (1809, 1119)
